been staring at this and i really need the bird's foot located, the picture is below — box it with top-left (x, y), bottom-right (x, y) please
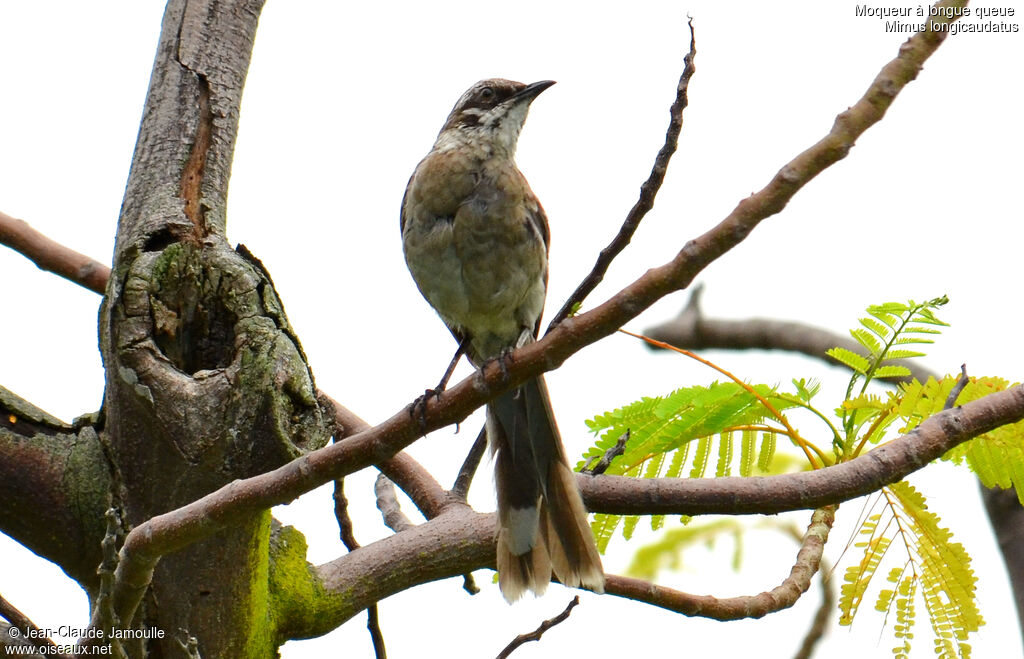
top-left (408, 387), bottom-right (443, 434)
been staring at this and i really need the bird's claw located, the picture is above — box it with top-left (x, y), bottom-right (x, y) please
top-left (409, 387), bottom-right (443, 434)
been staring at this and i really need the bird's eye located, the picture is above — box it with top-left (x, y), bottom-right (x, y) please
top-left (479, 87), bottom-right (494, 100)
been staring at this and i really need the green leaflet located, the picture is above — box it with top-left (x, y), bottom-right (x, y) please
top-left (579, 381), bottom-right (799, 476)
top-left (832, 297), bottom-right (949, 455)
top-left (625, 519), bottom-right (745, 581)
top-left (839, 483), bottom-right (982, 658)
top-left (897, 375), bottom-right (1024, 503)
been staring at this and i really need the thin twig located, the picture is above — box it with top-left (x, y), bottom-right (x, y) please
top-left (451, 427), bottom-right (488, 501)
top-left (375, 474), bottom-right (414, 534)
top-left (449, 427), bottom-right (489, 595)
top-left (0, 593), bottom-right (67, 658)
top-left (581, 430), bottom-right (629, 475)
top-left (495, 597), bottom-right (580, 659)
top-left (333, 479), bottom-right (387, 659)
top-left (546, 18), bottom-right (697, 331)
top-left (944, 364), bottom-right (969, 410)
top-left (366, 606), bottom-right (387, 659)
top-left (333, 478), bottom-right (360, 552)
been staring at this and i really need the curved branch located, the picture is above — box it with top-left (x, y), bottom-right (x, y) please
top-left (604, 507), bottom-right (834, 619)
top-left (0, 592), bottom-right (68, 658)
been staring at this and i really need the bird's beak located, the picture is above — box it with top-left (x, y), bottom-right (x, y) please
top-left (512, 80), bottom-right (556, 104)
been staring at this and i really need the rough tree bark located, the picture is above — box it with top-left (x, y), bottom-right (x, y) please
top-left (96, 0), bottom-right (328, 656)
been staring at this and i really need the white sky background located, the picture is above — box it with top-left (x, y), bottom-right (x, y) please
top-left (1, 1), bottom-right (1022, 657)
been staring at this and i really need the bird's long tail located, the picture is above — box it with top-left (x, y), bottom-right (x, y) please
top-left (488, 375), bottom-right (605, 602)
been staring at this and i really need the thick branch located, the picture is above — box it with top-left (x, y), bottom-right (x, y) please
top-left (0, 387), bottom-right (110, 589)
top-left (0, 211), bottom-right (110, 295)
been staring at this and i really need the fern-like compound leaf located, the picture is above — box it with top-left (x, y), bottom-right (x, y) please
top-left (828, 347), bottom-right (870, 374)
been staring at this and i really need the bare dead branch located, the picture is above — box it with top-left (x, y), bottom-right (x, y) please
top-left (0, 211), bottom-right (110, 295)
top-left (581, 430), bottom-right (629, 475)
top-left (547, 18), bottom-right (696, 331)
top-left (945, 364), bottom-right (969, 410)
top-left (450, 427), bottom-right (488, 501)
top-left (495, 597), bottom-right (580, 659)
top-left (604, 507), bottom-right (834, 620)
top-left (644, 285), bottom-right (938, 384)
top-left (366, 606), bottom-right (387, 659)
top-left (375, 474), bottom-right (414, 534)
top-left (333, 478), bottom-right (360, 552)
top-left (333, 477), bottom-right (388, 658)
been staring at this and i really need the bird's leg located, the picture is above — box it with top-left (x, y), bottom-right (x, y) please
top-left (433, 339), bottom-right (468, 395)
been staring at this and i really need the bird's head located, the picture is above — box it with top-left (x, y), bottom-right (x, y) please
top-left (435, 78), bottom-right (555, 155)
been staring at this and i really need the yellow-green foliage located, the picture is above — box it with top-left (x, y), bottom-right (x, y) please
top-left (580, 381), bottom-right (799, 551)
top-left (896, 375), bottom-right (1024, 504)
top-left (579, 296), bottom-right (1021, 657)
top-left (625, 519), bottom-right (745, 580)
top-left (839, 482), bottom-right (982, 658)
top-left (828, 297), bottom-right (948, 456)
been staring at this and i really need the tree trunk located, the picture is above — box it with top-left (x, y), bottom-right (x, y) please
top-left (95, 1), bottom-right (329, 655)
